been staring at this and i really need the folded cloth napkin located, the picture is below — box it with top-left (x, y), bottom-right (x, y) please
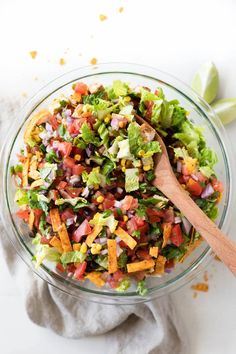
top-left (0, 99), bottom-right (188, 354)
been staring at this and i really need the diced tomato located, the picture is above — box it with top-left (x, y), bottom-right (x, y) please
top-left (136, 249), bottom-right (151, 260)
top-left (65, 187), bottom-right (82, 198)
top-left (72, 164), bottom-right (85, 176)
top-left (68, 118), bottom-right (87, 135)
top-left (60, 208), bottom-right (75, 222)
top-left (41, 236), bottom-right (51, 244)
top-left (16, 209), bottom-right (29, 222)
top-left (139, 224), bottom-right (149, 237)
top-left (74, 82), bottom-right (88, 95)
top-left (132, 271), bottom-right (146, 281)
top-left (170, 224), bottom-right (184, 247)
top-left (211, 178), bottom-right (224, 193)
top-left (118, 221), bottom-right (127, 229)
top-left (49, 189), bottom-right (59, 201)
top-left (63, 157), bottom-right (75, 168)
top-left (107, 270), bottom-right (124, 289)
top-left (74, 261), bottom-right (87, 280)
top-left (127, 218), bottom-right (138, 234)
top-left (186, 178), bottom-right (203, 196)
top-left (133, 216), bottom-right (145, 227)
top-left (113, 270), bottom-right (125, 282)
top-left (163, 209), bottom-right (175, 223)
top-left (72, 219), bottom-right (92, 242)
top-left (58, 142), bottom-right (72, 157)
top-left (146, 208), bottom-right (163, 223)
top-left (34, 209), bottom-right (43, 229)
top-left (56, 180), bottom-right (67, 190)
top-left (103, 193), bottom-right (115, 209)
top-left (121, 195), bottom-right (138, 211)
top-left (56, 263), bottom-right (66, 273)
top-left (48, 115), bottom-right (59, 130)
top-left (67, 264), bottom-right (76, 273)
top-left (17, 154), bottom-right (27, 163)
top-left (165, 259), bottom-right (175, 270)
top-left (182, 164), bottom-right (190, 176)
top-left (194, 171), bottom-right (207, 183)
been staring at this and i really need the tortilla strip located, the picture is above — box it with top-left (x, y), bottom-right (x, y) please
top-left (28, 210), bottom-right (35, 231)
top-left (149, 246), bottom-right (159, 258)
top-left (162, 223), bottom-right (172, 248)
top-left (86, 225), bottom-right (103, 247)
top-left (58, 223), bottom-right (72, 252)
top-left (24, 109), bottom-right (51, 143)
top-left (107, 239), bottom-right (118, 274)
top-left (50, 208), bottom-right (61, 232)
top-left (179, 238), bottom-right (203, 263)
top-left (127, 259), bottom-right (155, 273)
top-left (155, 255), bottom-right (166, 274)
top-left (114, 227), bottom-right (137, 250)
top-left (22, 157), bottom-right (30, 187)
top-left (49, 236), bottom-right (63, 253)
top-left (85, 272), bottom-right (105, 287)
top-left (30, 179), bottom-right (44, 189)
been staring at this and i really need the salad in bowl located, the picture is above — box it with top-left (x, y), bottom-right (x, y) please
top-left (11, 78), bottom-right (223, 295)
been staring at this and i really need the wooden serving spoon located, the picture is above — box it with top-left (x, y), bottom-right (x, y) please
top-left (135, 114), bottom-right (236, 276)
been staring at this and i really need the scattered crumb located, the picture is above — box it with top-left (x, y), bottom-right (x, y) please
top-left (90, 57), bottom-right (97, 65)
top-left (29, 51), bottom-right (37, 59)
top-left (203, 271), bottom-right (208, 282)
top-left (118, 7), bottom-right (124, 13)
top-left (99, 14), bottom-right (108, 21)
top-left (191, 282), bottom-right (209, 292)
top-left (34, 76), bottom-right (38, 81)
top-left (193, 292), bottom-right (198, 299)
top-left (214, 255), bottom-right (221, 262)
top-left (59, 58), bottom-right (66, 65)
top-left (22, 92), bottom-right (28, 98)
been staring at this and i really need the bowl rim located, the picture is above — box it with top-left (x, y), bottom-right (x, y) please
top-left (1, 62), bottom-right (235, 304)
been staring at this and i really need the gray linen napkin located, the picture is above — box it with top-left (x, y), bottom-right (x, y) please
top-left (0, 99), bottom-right (188, 354)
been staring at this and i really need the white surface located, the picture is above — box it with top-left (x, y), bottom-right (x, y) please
top-left (0, 0), bottom-right (236, 353)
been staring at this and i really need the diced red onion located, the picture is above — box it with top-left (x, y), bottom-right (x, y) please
top-left (115, 236), bottom-right (121, 243)
top-left (94, 238), bottom-right (107, 245)
top-left (59, 190), bottom-right (71, 199)
top-left (46, 145), bottom-right (53, 153)
top-left (201, 183), bottom-right (214, 198)
top-left (45, 122), bottom-right (53, 132)
top-left (116, 244), bottom-right (123, 257)
top-left (69, 175), bottom-right (81, 185)
top-left (65, 109), bottom-right (72, 117)
top-left (101, 249), bottom-right (108, 255)
top-left (191, 174), bottom-right (199, 181)
top-left (174, 216), bottom-right (182, 224)
top-left (177, 160), bottom-right (182, 173)
top-left (127, 211), bottom-right (135, 218)
top-left (66, 218), bottom-right (75, 226)
top-left (182, 216), bottom-right (192, 235)
top-left (88, 83), bottom-right (103, 94)
top-left (111, 117), bottom-right (119, 130)
top-left (81, 186), bottom-right (89, 198)
top-left (117, 187), bottom-right (123, 194)
top-left (114, 200), bottom-right (122, 208)
top-left (66, 117), bottom-right (73, 125)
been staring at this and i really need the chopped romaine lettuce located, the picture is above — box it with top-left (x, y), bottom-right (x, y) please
top-left (89, 212), bottom-right (118, 233)
top-left (61, 251), bottom-right (86, 266)
top-left (125, 168), bottom-right (139, 192)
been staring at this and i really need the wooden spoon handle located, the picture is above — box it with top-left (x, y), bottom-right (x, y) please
top-left (155, 177), bottom-right (236, 276)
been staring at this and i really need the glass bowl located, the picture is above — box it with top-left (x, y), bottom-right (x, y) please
top-left (0, 63), bottom-right (234, 305)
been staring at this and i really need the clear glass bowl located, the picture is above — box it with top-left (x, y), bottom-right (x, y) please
top-left (0, 63), bottom-right (234, 304)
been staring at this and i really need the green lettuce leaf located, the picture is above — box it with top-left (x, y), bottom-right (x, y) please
top-left (60, 251), bottom-right (86, 266)
top-left (125, 168), bottom-right (139, 192)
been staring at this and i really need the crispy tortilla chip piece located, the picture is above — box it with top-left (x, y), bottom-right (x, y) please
top-left (22, 157), bottom-right (30, 187)
top-left (86, 225), bottom-right (103, 247)
top-left (127, 259), bottom-right (155, 273)
top-left (162, 223), bottom-right (172, 248)
top-left (85, 272), bottom-right (105, 287)
top-left (155, 255), bottom-right (166, 274)
top-left (30, 179), bottom-right (44, 189)
top-left (179, 238), bottom-right (203, 263)
top-left (58, 223), bottom-right (72, 252)
top-left (28, 210), bottom-right (35, 230)
top-left (114, 227), bottom-right (137, 250)
top-left (49, 236), bottom-right (63, 253)
top-left (149, 246), bottom-right (159, 258)
top-left (24, 109), bottom-right (51, 143)
top-left (50, 208), bottom-right (61, 232)
top-left (107, 239), bottom-right (118, 274)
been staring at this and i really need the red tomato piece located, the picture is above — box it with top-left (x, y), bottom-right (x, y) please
top-left (186, 178), bottom-right (203, 196)
top-left (63, 157), bottom-right (75, 168)
top-left (72, 219), bottom-right (92, 242)
top-left (103, 193), bottom-right (115, 209)
top-left (34, 209), bottom-right (43, 229)
top-left (146, 208), bottom-right (163, 223)
top-left (41, 236), bottom-right (51, 244)
top-left (127, 218), bottom-right (138, 234)
top-left (163, 209), bottom-right (175, 223)
top-left (133, 271), bottom-right (146, 281)
top-left (48, 115), bottom-right (59, 130)
top-left (74, 82), bottom-right (88, 95)
top-left (139, 224), bottom-right (149, 237)
top-left (56, 263), bottom-right (66, 273)
top-left (74, 261), bottom-right (87, 280)
top-left (72, 164), bottom-right (85, 176)
top-left (170, 224), bottom-right (184, 247)
top-left (58, 142), bottom-right (72, 157)
top-left (60, 208), bottom-right (75, 222)
top-left (65, 187), bottom-right (82, 198)
top-left (136, 249), bottom-right (151, 260)
top-left (56, 181), bottom-right (67, 190)
top-left (112, 270), bottom-right (125, 282)
top-left (121, 195), bottom-right (138, 211)
top-left (211, 178), bottom-right (224, 193)
top-left (16, 209), bottom-right (29, 222)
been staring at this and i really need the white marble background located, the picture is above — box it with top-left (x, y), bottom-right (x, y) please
top-left (0, 0), bottom-right (236, 353)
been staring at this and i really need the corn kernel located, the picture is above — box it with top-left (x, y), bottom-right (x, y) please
top-left (104, 116), bottom-right (111, 124)
top-left (138, 149), bottom-right (145, 157)
top-left (96, 195), bottom-right (104, 203)
top-left (74, 154), bottom-right (81, 161)
top-left (94, 184), bottom-right (99, 190)
top-left (91, 243), bottom-right (102, 255)
top-left (98, 204), bottom-right (103, 210)
top-left (80, 242), bottom-right (87, 254)
top-left (119, 121), bottom-right (124, 128)
top-left (123, 215), bottom-right (128, 222)
top-left (143, 165), bottom-right (151, 171)
top-left (121, 166), bottom-right (126, 172)
top-left (124, 96), bottom-right (131, 102)
top-left (73, 243), bottom-right (81, 251)
top-left (121, 159), bottom-right (126, 167)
